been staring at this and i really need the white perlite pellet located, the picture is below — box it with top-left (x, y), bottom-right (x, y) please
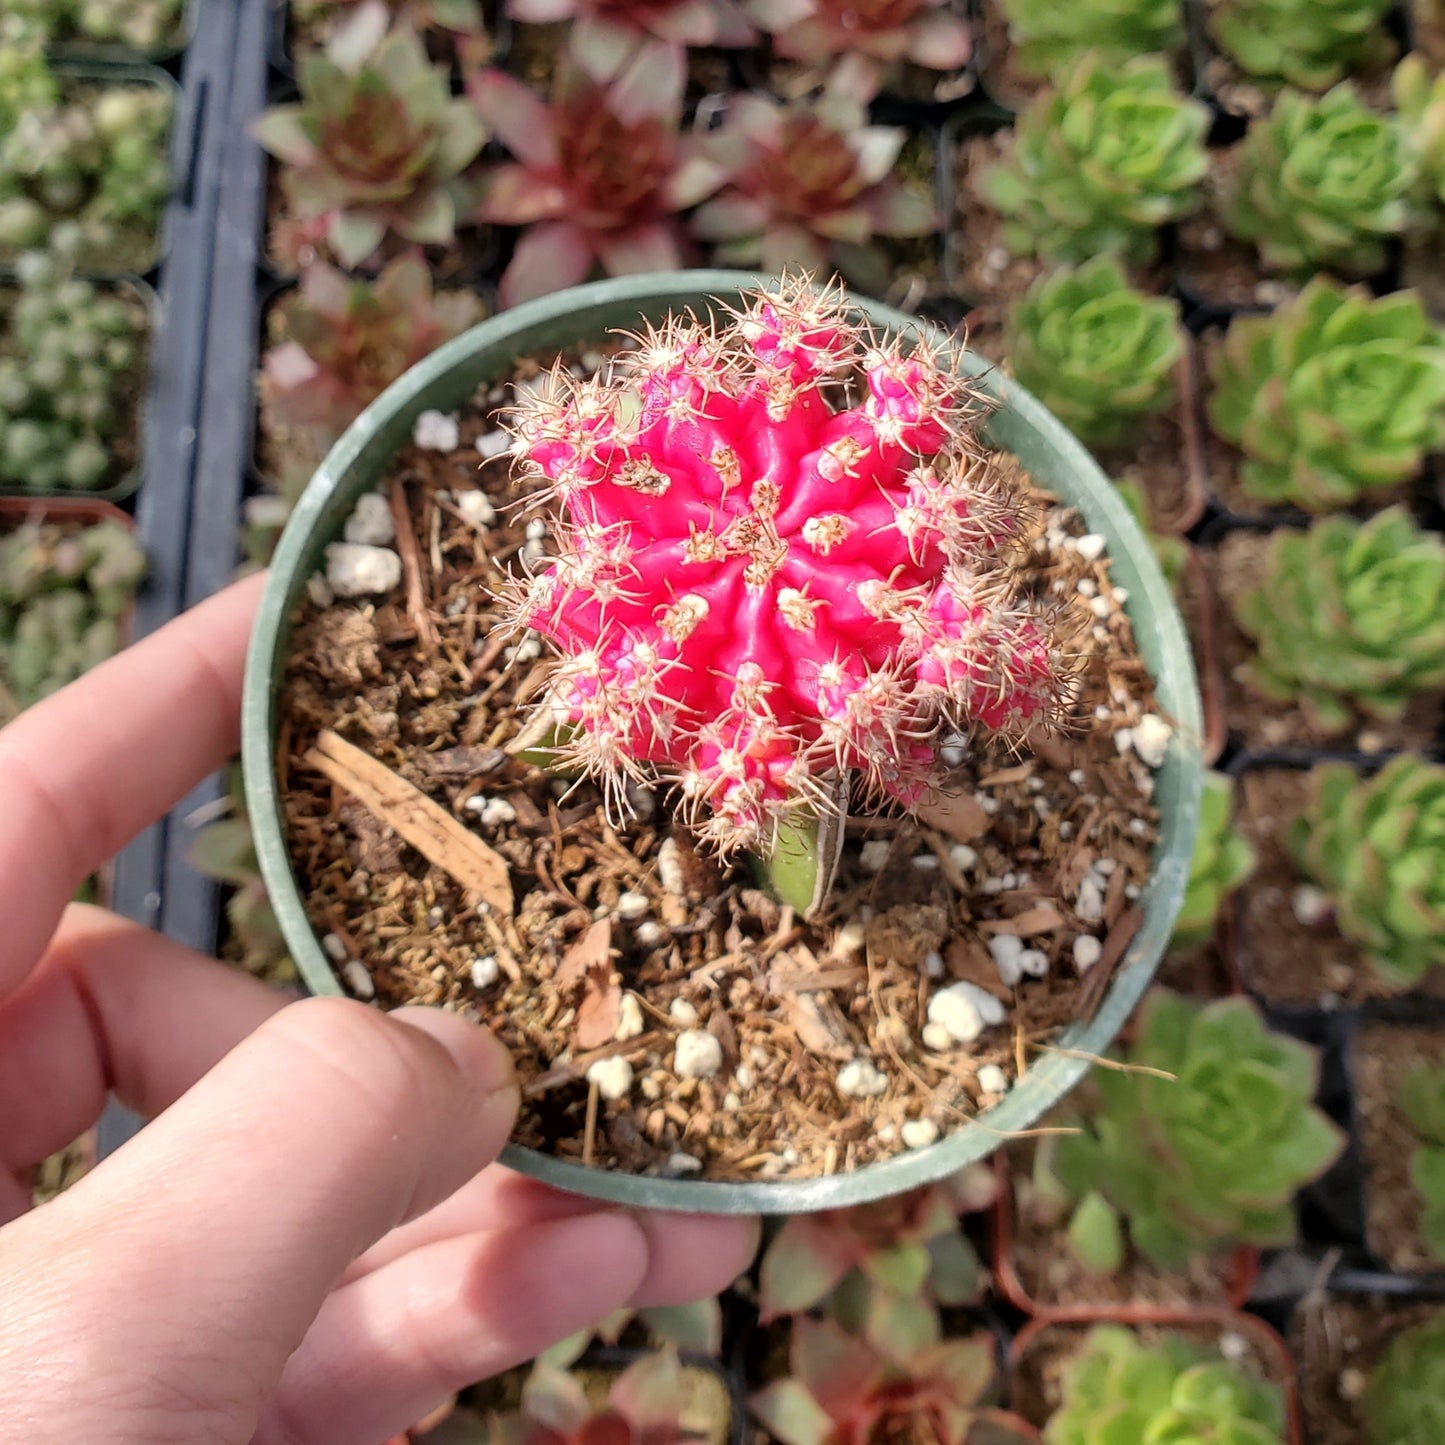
top-left (586, 1056), bottom-right (633, 1101)
top-left (977, 1064), bottom-right (1009, 1095)
top-left (1293, 884), bottom-right (1330, 926)
top-left (927, 981), bottom-right (1007, 1045)
top-left (922, 1022), bottom-right (954, 1052)
top-left (478, 797), bottom-right (516, 828)
top-left (615, 890), bottom-right (649, 921)
top-left (665, 1152), bottom-right (703, 1176)
top-left (657, 837), bottom-right (686, 895)
top-left (949, 844), bottom-right (977, 871)
top-left (1131, 714), bottom-right (1173, 768)
top-left (636, 920), bottom-right (665, 947)
top-left (1073, 935), bottom-right (1102, 972)
top-left (614, 993), bottom-right (644, 1041)
top-left (901, 1118), bottom-right (939, 1149)
top-left (412, 409), bottom-right (460, 451)
top-left (837, 1058), bottom-right (888, 1098)
top-left (669, 997), bottom-right (699, 1026)
top-left (343, 492), bottom-right (395, 546)
top-left (1074, 533), bottom-right (1106, 561)
top-left (470, 954), bottom-right (499, 989)
top-left (988, 934), bottom-right (1047, 987)
top-left (454, 489), bottom-right (498, 526)
top-left (860, 839), bottom-right (892, 873)
top-left (325, 542), bottom-right (401, 598)
top-left (342, 960), bottom-right (375, 1000)
top-left (322, 932), bottom-right (348, 963)
top-left (924, 949), bottom-right (944, 979)
top-left (475, 429), bottom-right (511, 459)
top-left (673, 1029), bottom-right (722, 1080)
top-left (1076, 876), bottom-right (1105, 923)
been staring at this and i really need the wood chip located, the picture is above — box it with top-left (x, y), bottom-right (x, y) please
top-left (979, 903), bottom-right (1065, 937)
top-left (304, 729), bottom-right (513, 916)
top-left (915, 791), bottom-right (989, 843)
top-left (556, 918), bottom-right (611, 990)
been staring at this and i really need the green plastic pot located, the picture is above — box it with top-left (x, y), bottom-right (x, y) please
top-left (242, 271), bottom-right (1203, 1215)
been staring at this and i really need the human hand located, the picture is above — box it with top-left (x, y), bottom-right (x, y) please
top-left (0, 574), bottom-right (758, 1445)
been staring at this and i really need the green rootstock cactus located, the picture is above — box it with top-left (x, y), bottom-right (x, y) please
top-left (1209, 0), bottom-right (1395, 91)
top-left (977, 54), bottom-right (1209, 265)
top-left (1362, 1309), bottom-right (1445, 1445)
top-left (1400, 1064), bottom-right (1445, 1263)
top-left (1053, 991), bottom-right (1344, 1270)
top-left (1224, 84), bottom-right (1413, 276)
top-left (1175, 771), bottom-right (1255, 946)
top-left (994, 0), bottom-right (1184, 79)
top-left (1230, 510), bottom-right (1445, 733)
top-left (1045, 1326), bottom-right (1287, 1445)
top-left (1289, 755), bottom-right (1445, 989)
top-left (1206, 280), bottom-right (1445, 510)
top-left (0, 518), bottom-right (145, 720)
top-left (1007, 257), bottom-right (1182, 447)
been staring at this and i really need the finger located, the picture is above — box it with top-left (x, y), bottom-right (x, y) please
top-left (261, 1212), bottom-right (758, 1445)
top-left (0, 571), bottom-right (264, 994)
top-left (0, 905), bottom-right (288, 1190)
top-left (4, 998), bottom-right (517, 1444)
top-left (258, 1214), bottom-right (651, 1445)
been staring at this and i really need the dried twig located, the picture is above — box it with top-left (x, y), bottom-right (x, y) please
top-left (389, 480), bottom-right (440, 654)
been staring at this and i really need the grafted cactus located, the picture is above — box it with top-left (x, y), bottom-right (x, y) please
top-left (1206, 279), bottom-right (1445, 510)
top-left (1400, 1064), bottom-right (1445, 1263)
top-left (977, 54), bottom-right (1209, 264)
top-left (1209, 0), bottom-right (1394, 90)
top-left (506, 279), bottom-right (1069, 865)
top-left (1006, 257), bottom-right (1182, 446)
top-left (1053, 991), bottom-right (1344, 1269)
top-left (1175, 770), bottom-right (1255, 946)
top-left (1230, 510), bottom-right (1445, 733)
top-left (1224, 84), bottom-right (1413, 276)
top-left (253, 24), bottom-right (485, 268)
top-left (995, 0), bottom-right (1184, 79)
top-left (1045, 1326), bottom-right (1287, 1445)
top-left (1289, 755), bottom-right (1445, 990)
top-left (1363, 1309), bottom-right (1445, 1445)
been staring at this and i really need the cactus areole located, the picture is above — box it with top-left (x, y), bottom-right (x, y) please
top-left (505, 279), bottom-right (1066, 869)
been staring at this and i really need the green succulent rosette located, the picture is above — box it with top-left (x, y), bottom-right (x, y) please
top-left (1210, 0), bottom-right (1395, 91)
top-left (1174, 771), bottom-right (1255, 945)
top-left (1053, 991), bottom-right (1344, 1269)
top-left (1007, 257), bottom-right (1182, 446)
top-left (1206, 279), bottom-right (1445, 510)
top-left (1401, 1065), bottom-right (1445, 1263)
top-left (995, 0), bottom-right (1184, 79)
top-left (1046, 1325), bottom-right (1287, 1445)
top-left (1289, 755), bottom-right (1445, 990)
top-left (978, 53), bottom-right (1209, 265)
top-left (1363, 1309), bottom-right (1445, 1445)
top-left (1224, 84), bottom-right (1414, 276)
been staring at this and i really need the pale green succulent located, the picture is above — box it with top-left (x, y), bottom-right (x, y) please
top-left (1289, 755), bottom-right (1445, 989)
top-left (1400, 1064), bottom-right (1445, 1263)
top-left (1225, 83), bottom-right (1414, 276)
top-left (1007, 257), bottom-right (1182, 446)
top-left (1395, 54), bottom-right (1445, 215)
top-left (1053, 990), bottom-right (1344, 1269)
top-left (978, 54), bottom-right (1209, 264)
top-left (1206, 279), bottom-right (1445, 510)
top-left (1363, 1309), bottom-right (1445, 1444)
top-left (1175, 771), bottom-right (1255, 945)
top-left (1210, 0), bottom-right (1395, 91)
top-left (1230, 510), bottom-right (1445, 733)
top-left (1045, 1326), bottom-right (1287, 1445)
top-left (995, 0), bottom-right (1184, 78)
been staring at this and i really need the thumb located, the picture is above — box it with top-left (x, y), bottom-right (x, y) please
top-left (0, 997), bottom-right (517, 1444)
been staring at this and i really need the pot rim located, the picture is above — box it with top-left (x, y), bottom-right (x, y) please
top-left (242, 269), bottom-right (1203, 1215)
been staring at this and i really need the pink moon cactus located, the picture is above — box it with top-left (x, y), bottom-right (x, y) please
top-left (506, 279), bottom-right (1067, 860)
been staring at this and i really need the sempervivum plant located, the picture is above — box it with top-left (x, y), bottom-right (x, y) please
top-left (1045, 1326), bottom-right (1287, 1445)
top-left (505, 278), bottom-right (1068, 868)
top-left (1053, 991), bottom-right (1344, 1270)
top-left (1395, 54), bottom-right (1445, 213)
top-left (1363, 1309), bottom-right (1445, 1444)
top-left (693, 76), bottom-right (937, 279)
top-left (976, 54), bottom-right (1209, 265)
top-left (1401, 1064), bottom-right (1445, 1262)
top-left (1174, 770), bottom-right (1255, 947)
top-left (261, 252), bottom-right (484, 445)
top-left (253, 24), bottom-right (485, 269)
top-left (1206, 280), bottom-right (1445, 510)
top-left (995, 0), bottom-right (1184, 79)
top-left (468, 57), bottom-right (726, 308)
top-left (1289, 755), bottom-right (1445, 990)
top-left (753, 0), bottom-right (972, 83)
top-left (1224, 84), bottom-right (1413, 276)
top-left (1006, 257), bottom-right (1183, 447)
top-left (1209, 0), bottom-right (1394, 91)
top-left (1229, 509), bottom-right (1445, 734)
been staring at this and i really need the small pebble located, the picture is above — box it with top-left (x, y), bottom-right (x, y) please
top-left (478, 797), bottom-right (516, 828)
top-left (586, 1056), bottom-right (633, 1101)
top-left (322, 932), bottom-right (348, 963)
top-left (860, 839), bottom-right (893, 873)
top-left (977, 1064), bottom-right (1009, 1095)
top-left (674, 1029), bottom-right (722, 1080)
top-left (342, 960), bottom-right (375, 1000)
top-left (615, 890), bottom-right (649, 921)
top-left (1131, 714), bottom-right (1173, 768)
top-left (470, 954), bottom-right (499, 989)
top-left (1293, 884), bottom-right (1330, 927)
top-left (614, 993), bottom-right (644, 1041)
top-left (669, 998), bottom-right (699, 1027)
top-left (325, 542), bottom-right (401, 598)
top-left (454, 489), bottom-right (498, 526)
top-left (1073, 935), bottom-right (1102, 972)
top-left (412, 409), bottom-right (460, 451)
top-left (837, 1058), bottom-right (888, 1099)
top-left (901, 1118), bottom-right (939, 1149)
top-left (343, 492), bottom-right (396, 546)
